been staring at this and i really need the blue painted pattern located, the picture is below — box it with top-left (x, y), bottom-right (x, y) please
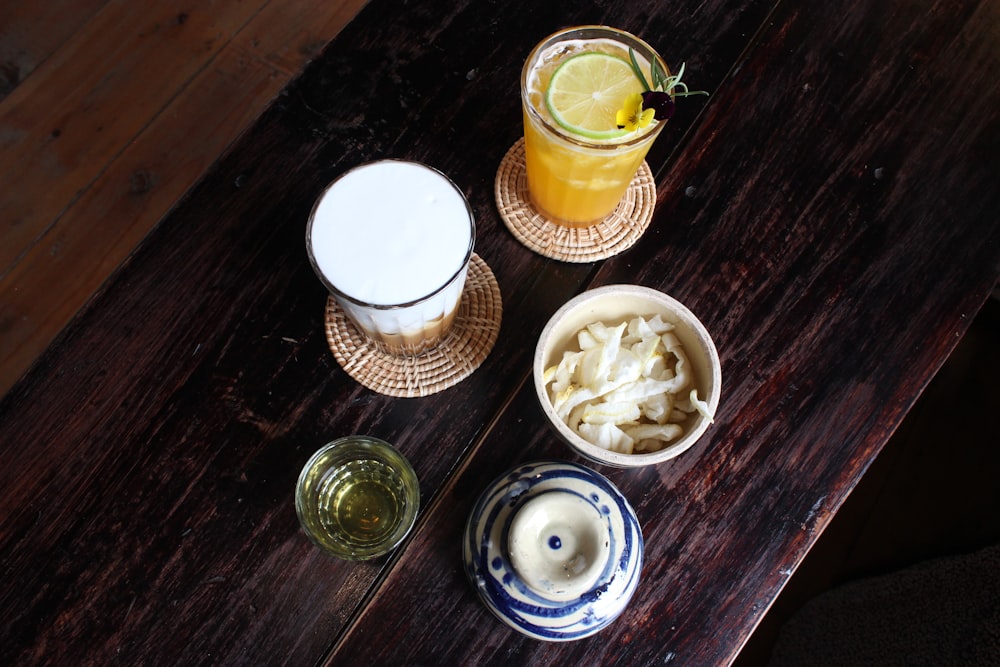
top-left (463, 460), bottom-right (643, 641)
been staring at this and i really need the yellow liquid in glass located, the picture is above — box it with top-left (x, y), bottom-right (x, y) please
top-left (315, 458), bottom-right (406, 546)
top-left (522, 36), bottom-right (665, 226)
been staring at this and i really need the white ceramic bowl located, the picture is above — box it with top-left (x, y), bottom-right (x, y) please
top-left (533, 284), bottom-right (722, 467)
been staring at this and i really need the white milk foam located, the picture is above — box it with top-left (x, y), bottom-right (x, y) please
top-left (310, 161), bottom-right (473, 306)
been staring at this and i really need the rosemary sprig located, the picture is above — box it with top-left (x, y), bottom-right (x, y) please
top-left (628, 48), bottom-right (652, 91)
top-left (628, 48), bottom-right (709, 98)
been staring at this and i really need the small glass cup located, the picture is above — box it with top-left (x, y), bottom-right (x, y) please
top-left (295, 435), bottom-right (420, 561)
top-left (521, 26), bottom-right (669, 227)
top-left (306, 160), bottom-right (476, 355)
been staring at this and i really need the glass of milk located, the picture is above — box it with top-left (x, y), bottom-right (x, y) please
top-left (306, 160), bottom-right (476, 356)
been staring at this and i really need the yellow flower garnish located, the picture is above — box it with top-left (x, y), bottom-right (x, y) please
top-left (616, 92), bottom-right (655, 132)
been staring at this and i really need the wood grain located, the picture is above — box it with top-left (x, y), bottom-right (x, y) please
top-left (0, 0), bottom-right (368, 397)
top-left (0, 0), bottom-right (996, 665)
top-left (329, 0), bottom-right (1000, 664)
top-left (0, 0), bottom-right (109, 100)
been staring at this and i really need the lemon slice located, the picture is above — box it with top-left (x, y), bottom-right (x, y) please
top-left (545, 52), bottom-right (644, 140)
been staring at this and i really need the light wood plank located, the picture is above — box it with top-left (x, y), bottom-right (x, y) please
top-left (0, 0), bottom-right (368, 396)
top-left (0, 0), bottom-right (109, 100)
top-left (0, 0), bottom-right (273, 269)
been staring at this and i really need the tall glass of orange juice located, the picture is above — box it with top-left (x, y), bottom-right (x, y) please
top-left (521, 26), bottom-right (670, 227)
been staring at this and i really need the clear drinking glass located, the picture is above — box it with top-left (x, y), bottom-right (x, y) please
top-left (306, 160), bottom-right (476, 355)
top-left (295, 435), bottom-right (420, 561)
top-left (521, 26), bottom-right (669, 227)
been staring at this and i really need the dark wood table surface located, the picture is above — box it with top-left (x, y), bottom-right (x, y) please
top-left (2, 0), bottom-right (997, 664)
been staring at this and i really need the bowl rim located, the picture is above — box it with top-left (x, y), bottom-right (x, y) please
top-left (533, 284), bottom-right (722, 467)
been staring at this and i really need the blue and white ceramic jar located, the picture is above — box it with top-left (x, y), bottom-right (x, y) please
top-left (463, 460), bottom-right (643, 641)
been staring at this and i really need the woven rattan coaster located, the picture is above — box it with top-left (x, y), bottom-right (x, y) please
top-left (324, 254), bottom-right (501, 398)
top-left (494, 139), bottom-right (657, 263)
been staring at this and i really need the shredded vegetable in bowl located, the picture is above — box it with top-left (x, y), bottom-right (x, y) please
top-left (542, 314), bottom-right (713, 455)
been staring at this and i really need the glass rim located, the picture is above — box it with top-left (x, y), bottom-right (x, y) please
top-left (520, 25), bottom-right (670, 151)
top-left (305, 159), bottom-right (476, 311)
top-left (295, 435), bottom-right (419, 491)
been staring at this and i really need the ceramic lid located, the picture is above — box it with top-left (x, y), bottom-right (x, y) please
top-left (463, 460), bottom-right (643, 641)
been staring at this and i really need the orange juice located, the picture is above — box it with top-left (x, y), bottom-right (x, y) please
top-left (520, 27), bottom-right (668, 227)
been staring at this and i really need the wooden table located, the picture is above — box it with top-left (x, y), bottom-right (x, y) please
top-left (2, 0), bottom-right (997, 664)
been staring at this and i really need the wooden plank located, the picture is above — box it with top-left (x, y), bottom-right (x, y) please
top-left (0, 0), bottom-right (368, 396)
top-left (0, 0), bottom-right (271, 268)
top-left (0, 0), bottom-right (110, 100)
